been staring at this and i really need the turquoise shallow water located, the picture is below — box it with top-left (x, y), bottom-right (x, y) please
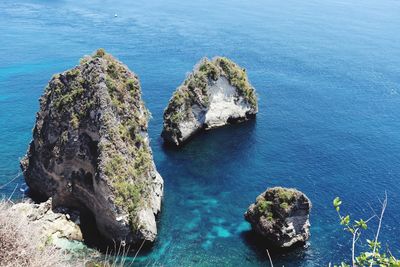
top-left (1, 0), bottom-right (400, 266)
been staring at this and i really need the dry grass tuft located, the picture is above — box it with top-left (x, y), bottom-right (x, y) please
top-left (0, 198), bottom-right (142, 267)
top-left (0, 199), bottom-right (79, 267)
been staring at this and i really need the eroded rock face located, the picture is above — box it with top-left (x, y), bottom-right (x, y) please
top-left (244, 187), bottom-right (311, 248)
top-left (162, 57), bottom-right (258, 146)
top-left (21, 49), bottom-right (163, 244)
top-left (10, 198), bottom-right (83, 243)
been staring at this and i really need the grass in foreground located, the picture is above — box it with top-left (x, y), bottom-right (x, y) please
top-left (0, 199), bottom-right (78, 267)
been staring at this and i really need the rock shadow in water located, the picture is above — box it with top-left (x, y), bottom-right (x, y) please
top-left (240, 230), bottom-right (308, 264)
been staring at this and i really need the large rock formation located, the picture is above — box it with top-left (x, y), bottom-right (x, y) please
top-left (21, 49), bottom-right (163, 244)
top-left (244, 187), bottom-right (311, 248)
top-left (162, 57), bottom-right (258, 146)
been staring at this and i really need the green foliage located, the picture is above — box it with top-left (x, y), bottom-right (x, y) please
top-left (96, 51), bottom-right (153, 231)
top-left (104, 154), bottom-right (125, 178)
top-left (256, 198), bottom-right (274, 221)
top-left (105, 76), bottom-right (117, 94)
top-left (333, 197), bottom-right (342, 212)
top-left (53, 85), bottom-right (85, 111)
top-left (280, 202), bottom-right (289, 210)
top-left (257, 199), bottom-right (268, 213)
top-left (51, 68), bottom-right (85, 113)
top-left (257, 199), bottom-right (273, 215)
top-left (126, 78), bottom-right (140, 96)
top-left (60, 131), bottom-right (68, 144)
top-left (164, 90), bottom-right (189, 125)
top-left (107, 63), bottom-right (119, 79)
top-left (171, 90), bottom-right (187, 106)
top-left (70, 112), bottom-right (79, 129)
top-left (134, 146), bottom-right (152, 175)
top-left (187, 73), bottom-right (208, 92)
top-left (66, 68), bottom-right (80, 78)
top-left (170, 111), bottom-right (184, 124)
top-left (332, 197), bottom-right (400, 267)
top-left (266, 212), bottom-right (274, 221)
top-left (198, 60), bottom-right (220, 80)
top-left (275, 188), bottom-right (295, 203)
top-left (215, 57), bottom-right (257, 107)
top-left (104, 150), bottom-right (150, 230)
top-left (114, 181), bottom-right (142, 223)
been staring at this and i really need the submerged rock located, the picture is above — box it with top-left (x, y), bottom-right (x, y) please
top-left (162, 57), bottom-right (258, 146)
top-left (10, 198), bottom-right (83, 243)
top-left (21, 49), bottom-right (163, 244)
top-left (244, 187), bottom-right (311, 248)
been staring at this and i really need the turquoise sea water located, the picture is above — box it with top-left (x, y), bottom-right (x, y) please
top-left (1, 0), bottom-right (400, 266)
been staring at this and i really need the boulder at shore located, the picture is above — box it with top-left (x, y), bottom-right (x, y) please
top-left (162, 57), bottom-right (258, 146)
top-left (21, 49), bottom-right (163, 245)
top-left (244, 187), bottom-right (311, 248)
top-left (10, 198), bottom-right (83, 243)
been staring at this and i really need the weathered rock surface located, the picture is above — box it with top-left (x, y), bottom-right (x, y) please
top-left (10, 198), bottom-right (83, 242)
top-left (162, 57), bottom-right (258, 146)
top-left (244, 187), bottom-right (311, 248)
top-left (21, 49), bottom-right (163, 244)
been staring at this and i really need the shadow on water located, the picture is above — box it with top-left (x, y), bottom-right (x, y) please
top-left (157, 119), bottom-right (258, 191)
top-left (161, 119), bottom-right (257, 160)
top-left (241, 230), bottom-right (308, 264)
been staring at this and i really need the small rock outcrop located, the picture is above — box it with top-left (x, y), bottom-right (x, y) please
top-left (244, 187), bottom-right (311, 248)
top-left (162, 57), bottom-right (258, 146)
top-left (10, 198), bottom-right (83, 242)
top-left (21, 49), bottom-right (163, 244)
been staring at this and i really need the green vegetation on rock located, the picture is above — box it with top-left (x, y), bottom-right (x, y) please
top-left (45, 48), bottom-right (154, 232)
top-left (70, 113), bottom-right (79, 129)
top-left (275, 187), bottom-right (296, 204)
top-left (51, 71), bottom-right (85, 112)
top-left (255, 187), bottom-right (300, 222)
top-left (214, 57), bottom-right (257, 107)
top-left (257, 199), bottom-right (272, 214)
top-left (22, 48), bottom-right (163, 244)
top-left (163, 57), bottom-right (257, 132)
top-left (95, 49), bottom-right (153, 230)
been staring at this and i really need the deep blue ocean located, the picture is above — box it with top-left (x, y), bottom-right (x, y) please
top-left (1, 0), bottom-right (400, 266)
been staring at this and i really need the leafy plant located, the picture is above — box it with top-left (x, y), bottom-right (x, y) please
top-left (332, 194), bottom-right (400, 267)
top-left (279, 202), bottom-right (289, 210)
top-left (257, 199), bottom-right (268, 213)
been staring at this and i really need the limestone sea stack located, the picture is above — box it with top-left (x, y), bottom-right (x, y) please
top-left (162, 57), bottom-right (258, 146)
top-left (244, 187), bottom-right (311, 248)
top-left (20, 49), bottom-right (163, 244)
